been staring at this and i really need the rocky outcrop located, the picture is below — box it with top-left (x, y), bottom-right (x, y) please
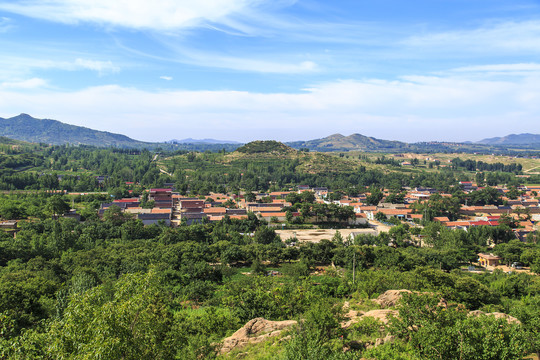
top-left (467, 310), bottom-right (521, 324)
top-left (342, 309), bottom-right (398, 329)
top-left (373, 289), bottom-right (412, 308)
top-left (220, 317), bottom-right (297, 354)
top-left (373, 289), bottom-right (447, 309)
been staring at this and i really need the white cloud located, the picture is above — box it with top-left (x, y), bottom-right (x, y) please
top-left (160, 76), bottom-right (173, 81)
top-left (1, 71), bottom-right (539, 142)
top-left (74, 58), bottom-right (120, 74)
top-left (0, 0), bottom-right (267, 31)
top-left (0, 78), bottom-right (47, 89)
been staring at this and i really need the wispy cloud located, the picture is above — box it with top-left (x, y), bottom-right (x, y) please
top-left (119, 38), bottom-right (319, 74)
top-left (0, 56), bottom-right (120, 79)
top-left (403, 20), bottom-right (540, 55)
top-left (160, 76), bottom-right (173, 81)
top-left (175, 51), bottom-right (319, 73)
top-left (0, 0), bottom-right (272, 31)
top-left (0, 16), bottom-right (13, 32)
top-left (452, 63), bottom-right (540, 73)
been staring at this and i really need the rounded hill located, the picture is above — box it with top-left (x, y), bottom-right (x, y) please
top-left (236, 140), bottom-right (296, 155)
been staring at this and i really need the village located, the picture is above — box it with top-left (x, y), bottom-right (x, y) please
top-left (16, 179), bottom-right (524, 272)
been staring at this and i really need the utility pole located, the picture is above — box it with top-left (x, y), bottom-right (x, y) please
top-left (352, 250), bottom-right (356, 285)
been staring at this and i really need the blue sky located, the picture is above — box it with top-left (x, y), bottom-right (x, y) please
top-left (1, 0), bottom-right (540, 143)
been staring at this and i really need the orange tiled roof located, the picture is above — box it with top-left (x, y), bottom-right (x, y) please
top-left (260, 212), bottom-right (287, 217)
top-left (151, 208), bottom-right (172, 214)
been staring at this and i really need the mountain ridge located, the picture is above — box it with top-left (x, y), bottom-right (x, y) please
top-left (168, 138), bottom-right (241, 144)
top-left (0, 114), bottom-right (148, 147)
top-left (477, 133), bottom-right (540, 145)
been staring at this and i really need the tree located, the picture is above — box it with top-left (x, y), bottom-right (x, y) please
top-left (366, 187), bottom-right (383, 206)
top-left (46, 195), bottom-right (70, 219)
top-left (300, 191), bottom-right (315, 203)
top-left (253, 226), bottom-right (280, 245)
top-left (245, 191), bottom-right (256, 202)
top-left (511, 296), bottom-right (540, 358)
top-left (374, 211), bottom-right (387, 222)
top-left (102, 205), bottom-right (134, 226)
top-left (44, 271), bottom-right (175, 360)
top-left (389, 293), bottom-right (530, 360)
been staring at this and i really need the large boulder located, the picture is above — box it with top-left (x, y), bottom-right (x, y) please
top-left (373, 289), bottom-right (447, 309)
top-left (220, 317), bottom-right (297, 354)
top-left (373, 290), bottom-right (412, 308)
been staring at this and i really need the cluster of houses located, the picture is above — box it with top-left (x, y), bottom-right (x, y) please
top-left (3, 179), bottom-right (538, 248)
top-left (94, 182), bottom-right (539, 243)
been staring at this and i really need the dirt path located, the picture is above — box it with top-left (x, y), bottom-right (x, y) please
top-left (525, 164), bottom-right (540, 173)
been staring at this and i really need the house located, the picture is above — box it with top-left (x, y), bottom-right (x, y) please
top-left (149, 188), bottom-right (173, 208)
top-left (179, 199), bottom-right (204, 212)
top-left (478, 253), bottom-right (502, 267)
top-left (137, 212), bottom-right (171, 226)
top-left (0, 220), bottom-right (17, 229)
top-left (180, 212), bottom-right (206, 225)
top-left (349, 213), bottom-right (368, 225)
top-left (377, 208), bottom-right (413, 219)
top-left (459, 181), bottom-right (474, 191)
top-left (63, 209), bottom-right (81, 221)
top-left (203, 207), bottom-right (227, 216)
top-left (259, 212), bottom-right (287, 222)
top-left (113, 198), bottom-right (140, 208)
top-left (226, 209), bottom-right (247, 216)
top-left (433, 216), bottom-right (450, 224)
top-left (444, 221), bottom-right (471, 230)
top-left (0, 220), bottom-right (19, 237)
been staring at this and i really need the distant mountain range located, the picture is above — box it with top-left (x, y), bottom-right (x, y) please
top-left (477, 133), bottom-right (540, 145)
top-left (1, 114), bottom-right (539, 152)
top-left (168, 138), bottom-right (241, 144)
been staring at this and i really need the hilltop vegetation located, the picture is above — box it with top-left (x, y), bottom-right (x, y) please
top-left (288, 133), bottom-right (410, 152)
top-left (236, 140), bottom-right (296, 155)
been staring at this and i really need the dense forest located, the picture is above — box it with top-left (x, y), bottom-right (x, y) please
top-left (0, 140), bottom-right (539, 359)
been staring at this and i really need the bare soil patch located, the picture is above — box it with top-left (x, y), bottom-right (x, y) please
top-left (276, 228), bottom-right (378, 243)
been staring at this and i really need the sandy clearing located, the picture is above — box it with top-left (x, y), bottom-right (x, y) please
top-left (276, 228), bottom-right (378, 243)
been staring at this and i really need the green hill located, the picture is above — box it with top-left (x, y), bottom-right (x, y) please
top-left (287, 133), bottom-right (410, 152)
top-left (0, 136), bottom-right (28, 146)
top-left (236, 140), bottom-right (296, 155)
top-left (0, 114), bottom-right (149, 147)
